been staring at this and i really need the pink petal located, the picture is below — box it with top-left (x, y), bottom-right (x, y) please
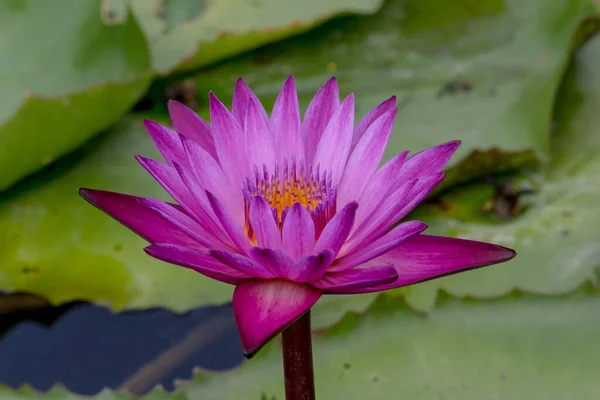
top-left (391, 141), bottom-right (460, 190)
top-left (143, 120), bottom-right (186, 168)
top-left (249, 196), bottom-right (281, 249)
top-left (347, 173), bottom-right (444, 251)
top-left (270, 76), bottom-right (303, 165)
top-left (335, 234), bottom-right (516, 294)
top-left (312, 94), bottom-right (355, 185)
top-left (79, 189), bottom-right (197, 247)
top-left (232, 78), bottom-right (269, 128)
top-left (314, 202), bottom-right (358, 255)
top-left (352, 150), bottom-right (409, 228)
top-left (288, 250), bottom-right (335, 283)
top-left (181, 135), bottom-right (244, 224)
top-left (233, 279), bottom-right (321, 356)
top-left (244, 95), bottom-right (276, 170)
top-left (167, 100), bottom-right (218, 160)
top-left (138, 197), bottom-right (221, 250)
top-left (172, 161), bottom-right (233, 247)
top-left (311, 265), bottom-right (398, 293)
top-left (302, 77), bottom-right (339, 165)
top-left (145, 243), bottom-right (249, 285)
top-left (346, 178), bottom-right (418, 251)
top-left (282, 202), bottom-right (315, 260)
top-left (337, 107), bottom-right (397, 208)
top-left (350, 96), bottom-right (396, 151)
top-left (135, 156), bottom-right (207, 224)
top-left (249, 247), bottom-right (294, 278)
top-left (211, 250), bottom-right (273, 279)
top-left (210, 92), bottom-right (250, 191)
top-left (206, 191), bottom-right (251, 254)
top-left (334, 220), bottom-right (427, 270)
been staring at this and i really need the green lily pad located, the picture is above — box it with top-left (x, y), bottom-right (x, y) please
top-left (3, 290), bottom-right (598, 399)
top-left (188, 0), bottom-right (598, 189)
top-left (0, 0), bottom-right (152, 191)
top-left (101, 0), bottom-right (384, 74)
top-left (404, 31), bottom-right (600, 311)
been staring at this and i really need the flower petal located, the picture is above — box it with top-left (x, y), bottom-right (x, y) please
top-left (352, 150), bottom-right (409, 228)
top-left (78, 189), bottom-right (197, 247)
top-left (249, 247), bottom-right (294, 278)
top-left (282, 202), bottom-right (315, 259)
top-left (210, 92), bottom-right (250, 190)
top-left (211, 250), bottom-right (273, 278)
top-left (207, 191), bottom-right (251, 254)
top-left (138, 197), bottom-right (222, 249)
top-left (303, 77), bottom-right (339, 165)
top-left (334, 220), bottom-right (427, 270)
top-left (143, 120), bottom-right (186, 168)
top-left (337, 107), bottom-right (397, 208)
top-left (392, 141), bottom-right (460, 190)
top-left (335, 234), bottom-right (516, 294)
top-left (232, 78), bottom-right (269, 128)
top-left (270, 76), bottom-right (303, 165)
top-left (145, 243), bottom-right (249, 284)
top-left (350, 96), bottom-right (396, 151)
top-left (245, 95), bottom-right (276, 170)
top-left (288, 250), bottom-right (335, 283)
top-left (181, 135), bottom-right (243, 224)
top-left (347, 173), bottom-right (443, 251)
top-left (167, 100), bottom-right (218, 160)
top-left (314, 202), bottom-right (358, 255)
top-left (312, 94), bottom-right (355, 184)
top-left (311, 265), bottom-right (398, 293)
top-left (233, 279), bottom-right (321, 356)
top-left (249, 196), bottom-right (281, 248)
top-left (135, 155), bottom-right (202, 220)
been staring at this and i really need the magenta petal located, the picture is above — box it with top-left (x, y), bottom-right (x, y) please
top-left (392, 141), bottom-right (460, 189)
top-left (249, 247), bottom-right (295, 278)
top-left (180, 135), bottom-right (244, 224)
top-left (336, 234), bottom-right (516, 294)
top-left (79, 189), bottom-right (198, 247)
top-left (353, 150), bottom-right (409, 228)
top-left (249, 197), bottom-right (281, 249)
top-left (244, 95), bottom-right (276, 170)
top-left (209, 92), bottom-right (250, 190)
top-left (233, 279), bottom-right (321, 356)
top-left (167, 100), bottom-right (218, 160)
top-left (145, 243), bottom-right (249, 284)
top-left (232, 78), bottom-right (269, 128)
top-left (314, 202), bottom-right (358, 255)
top-left (312, 94), bottom-right (355, 184)
top-left (206, 191), bottom-right (250, 254)
top-left (271, 76), bottom-right (303, 165)
top-left (211, 249), bottom-right (273, 279)
top-left (335, 220), bottom-right (427, 270)
top-left (282, 203), bottom-right (315, 259)
top-left (351, 96), bottom-right (396, 151)
top-left (143, 120), bottom-right (186, 168)
top-left (302, 77), bottom-right (340, 165)
top-left (288, 250), bottom-right (335, 283)
top-left (311, 265), bottom-right (398, 293)
top-left (337, 107), bottom-right (397, 207)
top-left (138, 197), bottom-right (217, 249)
top-left (135, 155), bottom-right (200, 216)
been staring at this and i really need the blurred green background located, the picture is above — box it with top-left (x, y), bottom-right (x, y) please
top-left (1, 0), bottom-right (600, 398)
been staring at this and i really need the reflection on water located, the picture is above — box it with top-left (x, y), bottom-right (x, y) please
top-left (0, 301), bottom-right (243, 394)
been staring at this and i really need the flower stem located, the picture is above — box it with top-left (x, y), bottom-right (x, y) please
top-left (282, 310), bottom-right (316, 400)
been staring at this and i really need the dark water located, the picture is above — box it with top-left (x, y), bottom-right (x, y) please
top-left (0, 300), bottom-right (243, 395)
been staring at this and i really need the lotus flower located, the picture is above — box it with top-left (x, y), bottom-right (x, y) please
top-left (79, 76), bottom-right (515, 356)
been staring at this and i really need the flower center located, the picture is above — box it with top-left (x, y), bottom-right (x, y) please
top-left (243, 161), bottom-right (337, 242)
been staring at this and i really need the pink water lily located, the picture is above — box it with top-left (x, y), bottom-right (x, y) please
top-left (80, 76), bottom-right (515, 356)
